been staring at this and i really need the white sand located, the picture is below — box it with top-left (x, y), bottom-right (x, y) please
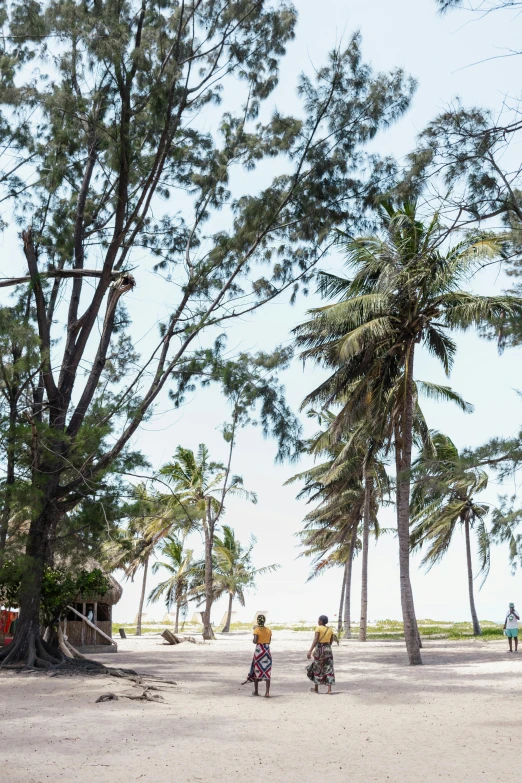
top-left (1, 631), bottom-right (521, 782)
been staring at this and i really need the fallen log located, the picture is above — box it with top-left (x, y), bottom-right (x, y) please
top-left (161, 629), bottom-right (180, 645)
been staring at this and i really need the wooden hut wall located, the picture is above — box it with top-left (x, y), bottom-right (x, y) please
top-left (63, 603), bottom-right (113, 647)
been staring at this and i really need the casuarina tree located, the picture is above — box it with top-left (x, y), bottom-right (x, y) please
top-left (0, 1), bottom-right (416, 668)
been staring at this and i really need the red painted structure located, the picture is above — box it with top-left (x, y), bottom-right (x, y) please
top-left (0, 609), bottom-right (18, 645)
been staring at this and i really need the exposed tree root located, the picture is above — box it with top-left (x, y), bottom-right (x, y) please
top-left (1, 628), bottom-right (177, 689)
top-left (57, 625), bottom-right (86, 660)
top-left (95, 687), bottom-right (165, 704)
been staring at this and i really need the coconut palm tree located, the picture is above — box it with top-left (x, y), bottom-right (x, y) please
top-left (289, 416), bottom-right (363, 638)
top-left (148, 535), bottom-right (195, 633)
top-left (104, 484), bottom-right (165, 636)
top-left (411, 433), bottom-right (496, 636)
top-left (159, 445), bottom-right (255, 639)
top-left (210, 526), bottom-right (279, 633)
top-left (294, 201), bottom-right (521, 664)
top-left (290, 412), bottom-right (390, 640)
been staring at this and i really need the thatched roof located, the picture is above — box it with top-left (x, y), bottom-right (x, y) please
top-left (95, 574), bottom-right (123, 606)
top-left (56, 556), bottom-right (123, 606)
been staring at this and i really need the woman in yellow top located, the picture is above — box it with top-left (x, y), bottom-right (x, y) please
top-left (243, 614), bottom-right (272, 697)
top-left (306, 615), bottom-right (335, 694)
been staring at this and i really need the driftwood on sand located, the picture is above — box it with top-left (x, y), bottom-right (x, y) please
top-left (161, 629), bottom-right (198, 645)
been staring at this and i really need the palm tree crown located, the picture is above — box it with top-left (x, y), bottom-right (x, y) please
top-left (212, 526), bottom-right (279, 633)
top-left (411, 433), bottom-right (493, 635)
top-left (148, 534), bottom-right (195, 633)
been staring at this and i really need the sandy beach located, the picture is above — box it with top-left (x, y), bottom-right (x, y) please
top-left (1, 631), bottom-right (521, 783)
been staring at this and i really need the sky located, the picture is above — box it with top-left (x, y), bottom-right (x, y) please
top-left (3, 0), bottom-right (522, 628)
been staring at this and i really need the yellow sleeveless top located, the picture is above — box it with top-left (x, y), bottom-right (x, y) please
top-left (254, 626), bottom-right (272, 644)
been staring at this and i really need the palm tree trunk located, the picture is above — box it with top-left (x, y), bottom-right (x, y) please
top-left (222, 592), bottom-right (234, 633)
top-left (343, 524), bottom-right (357, 639)
top-left (395, 342), bottom-right (422, 665)
top-left (175, 603), bottom-right (180, 634)
top-left (359, 470), bottom-right (371, 641)
top-left (202, 498), bottom-right (216, 640)
top-left (338, 560), bottom-right (348, 635)
top-left (136, 554), bottom-right (149, 637)
top-left (464, 516), bottom-right (481, 636)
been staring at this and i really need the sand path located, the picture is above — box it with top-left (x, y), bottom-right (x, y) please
top-left (1, 631), bottom-right (521, 782)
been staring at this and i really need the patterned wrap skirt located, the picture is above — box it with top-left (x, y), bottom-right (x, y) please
top-left (307, 642), bottom-right (335, 685)
top-left (246, 643), bottom-right (272, 681)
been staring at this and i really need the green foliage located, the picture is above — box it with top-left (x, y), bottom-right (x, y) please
top-left (211, 525), bottom-right (279, 604)
top-left (289, 411), bottom-right (390, 579)
top-left (148, 535), bottom-right (194, 617)
top-left (40, 567), bottom-right (109, 625)
top-left (0, 559), bottom-right (109, 624)
top-left (0, 558), bottom-right (24, 608)
top-left (294, 202), bottom-right (519, 446)
top-left (170, 344), bottom-right (302, 462)
top-left (411, 433), bottom-right (493, 579)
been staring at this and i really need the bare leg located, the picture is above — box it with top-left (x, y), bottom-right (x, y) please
top-left (265, 680), bottom-right (270, 698)
top-left (508, 636), bottom-right (513, 652)
top-left (515, 636), bottom-right (519, 652)
top-left (310, 684), bottom-right (319, 693)
top-left (252, 680), bottom-right (259, 696)
top-left (327, 684), bottom-right (332, 695)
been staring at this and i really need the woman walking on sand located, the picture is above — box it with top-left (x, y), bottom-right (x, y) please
top-left (243, 614), bottom-right (272, 697)
top-left (307, 615), bottom-right (336, 695)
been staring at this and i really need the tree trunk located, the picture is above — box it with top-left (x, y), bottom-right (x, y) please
top-left (0, 402), bottom-right (17, 566)
top-left (135, 554), bottom-right (149, 637)
top-left (395, 342), bottom-right (422, 665)
top-left (359, 470), bottom-right (371, 642)
top-left (464, 516), bottom-right (481, 636)
top-left (174, 603), bottom-right (180, 634)
top-left (222, 592), bottom-right (234, 633)
top-left (343, 524), bottom-right (358, 639)
top-left (0, 505), bottom-right (63, 668)
top-left (202, 498), bottom-right (216, 640)
top-left (338, 561), bottom-right (347, 635)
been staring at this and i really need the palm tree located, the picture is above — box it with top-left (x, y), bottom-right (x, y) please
top-left (294, 201), bottom-right (521, 663)
top-left (148, 535), bottom-right (195, 633)
top-left (105, 485), bottom-right (164, 636)
top-left (159, 445), bottom-right (254, 640)
top-left (289, 416), bottom-right (363, 639)
top-left (290, 413), bottom-right (389, 640)
top-left (211, 526), bottom-right (280, 633)
top-left (411, 433), bottom-right (494, 636)
top-left (298, 523), bottom-right (359, 636)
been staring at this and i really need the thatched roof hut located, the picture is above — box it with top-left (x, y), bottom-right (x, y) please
top-left (63, 569), bottom-right (123, 654)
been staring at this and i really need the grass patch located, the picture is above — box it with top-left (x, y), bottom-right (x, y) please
top-left (112, 619), bottom-right (508, 641)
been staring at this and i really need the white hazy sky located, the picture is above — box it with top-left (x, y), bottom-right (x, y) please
top-left (3, 0), bottom-right (522, 627)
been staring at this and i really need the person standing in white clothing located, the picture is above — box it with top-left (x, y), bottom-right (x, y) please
top-left (503, 603), bottom-right (520, 652)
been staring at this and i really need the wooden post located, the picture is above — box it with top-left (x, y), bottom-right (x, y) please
top-left (81, 602), bottom-right (86, 646)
